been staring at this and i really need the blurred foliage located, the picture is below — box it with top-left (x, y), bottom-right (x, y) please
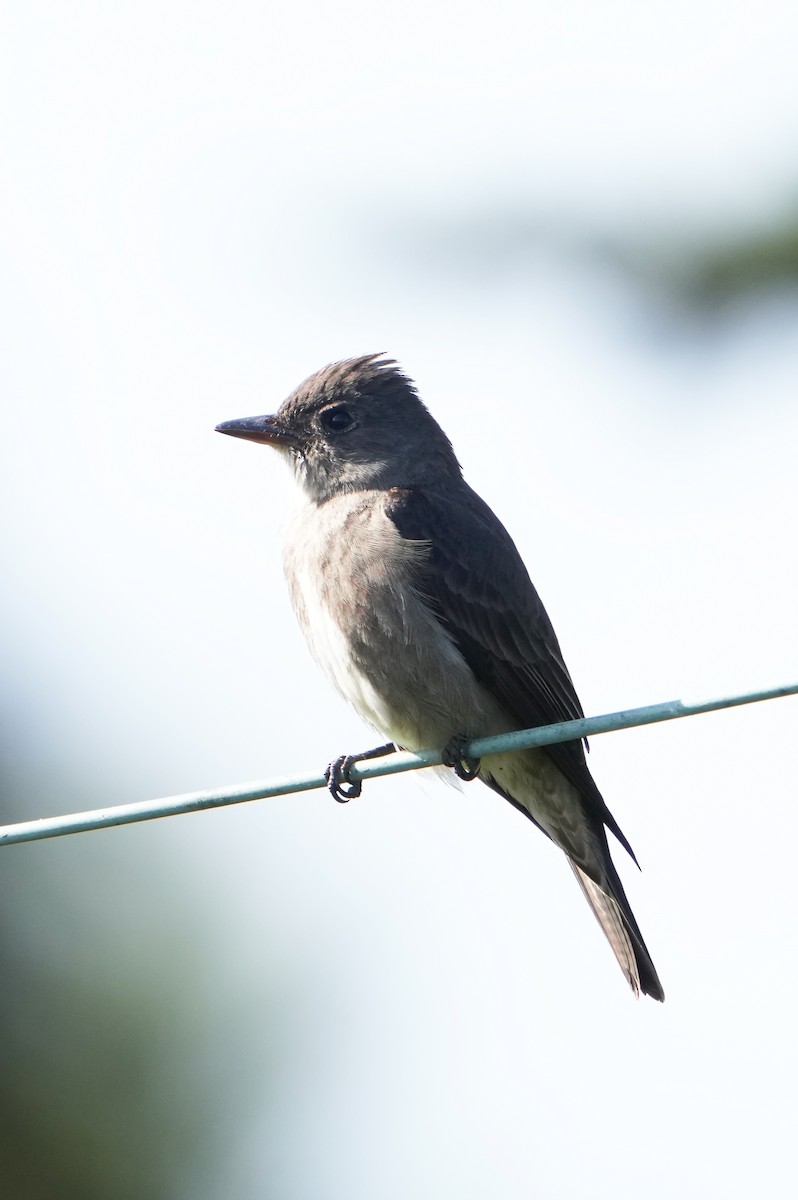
top-left (605, 205), bottom-right (798, 313)
top-left (0, 624), bottom-right (293, 1198)
top-left (0, 680), bottom-right (277, 1200)
top-left (383, 197), bottom-right (798, 318)
top-left (0, 845), bottom-right (217, 1200)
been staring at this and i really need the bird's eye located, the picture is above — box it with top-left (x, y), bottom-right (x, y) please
top-left (319, 406), bottom-right (355, 433)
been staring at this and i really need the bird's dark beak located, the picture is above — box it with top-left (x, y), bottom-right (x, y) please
top-left (214, 414), bottom-right (296, 448)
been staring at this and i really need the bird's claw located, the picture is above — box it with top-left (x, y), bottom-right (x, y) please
top-left (324, 742), bottom-right (396, 803)
top-left (443, 736), bottom-right (481, 781)
top-left (325, 754), bottom-right (363, 802)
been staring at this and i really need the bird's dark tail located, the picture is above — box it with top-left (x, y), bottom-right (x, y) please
top-left (568, 860), bottom-right (664, 1001)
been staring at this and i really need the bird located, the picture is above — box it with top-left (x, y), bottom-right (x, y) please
top-left (216, 354), bottom-right (664, 1001)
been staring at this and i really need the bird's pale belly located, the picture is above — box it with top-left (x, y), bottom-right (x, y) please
top-left (284, 510), bottom-right (510, 751)
top-left (301, 571), bottom-right (499, 749)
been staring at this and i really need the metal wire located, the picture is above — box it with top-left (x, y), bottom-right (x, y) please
top-left (1, 681), bottom-right (796, 846)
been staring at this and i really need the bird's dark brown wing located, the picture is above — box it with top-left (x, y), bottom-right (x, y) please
top-left (385, 482), bottom-right (637, 863)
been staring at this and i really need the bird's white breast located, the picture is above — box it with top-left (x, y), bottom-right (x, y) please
top-left (287, 534), bottom-right (396, 733)
top-left (281, 490), bottom-right (504, 750)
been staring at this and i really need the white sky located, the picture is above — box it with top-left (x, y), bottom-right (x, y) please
top-left (2, 3), bottom-right (798, 1197)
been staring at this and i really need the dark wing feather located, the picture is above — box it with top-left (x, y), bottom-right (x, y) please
top-left (386, 483), bottom-right (637, 864)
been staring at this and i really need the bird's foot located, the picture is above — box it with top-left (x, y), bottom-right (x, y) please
top-left (442, 735), bottom-right (481, 782)
top-left (325, 755), bottom-right (363, 801)
top-left (324, 743), bottom-right (396, 803)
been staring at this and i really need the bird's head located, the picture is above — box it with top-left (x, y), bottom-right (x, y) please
top-left (216, 354), bottom-right (462, 502)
